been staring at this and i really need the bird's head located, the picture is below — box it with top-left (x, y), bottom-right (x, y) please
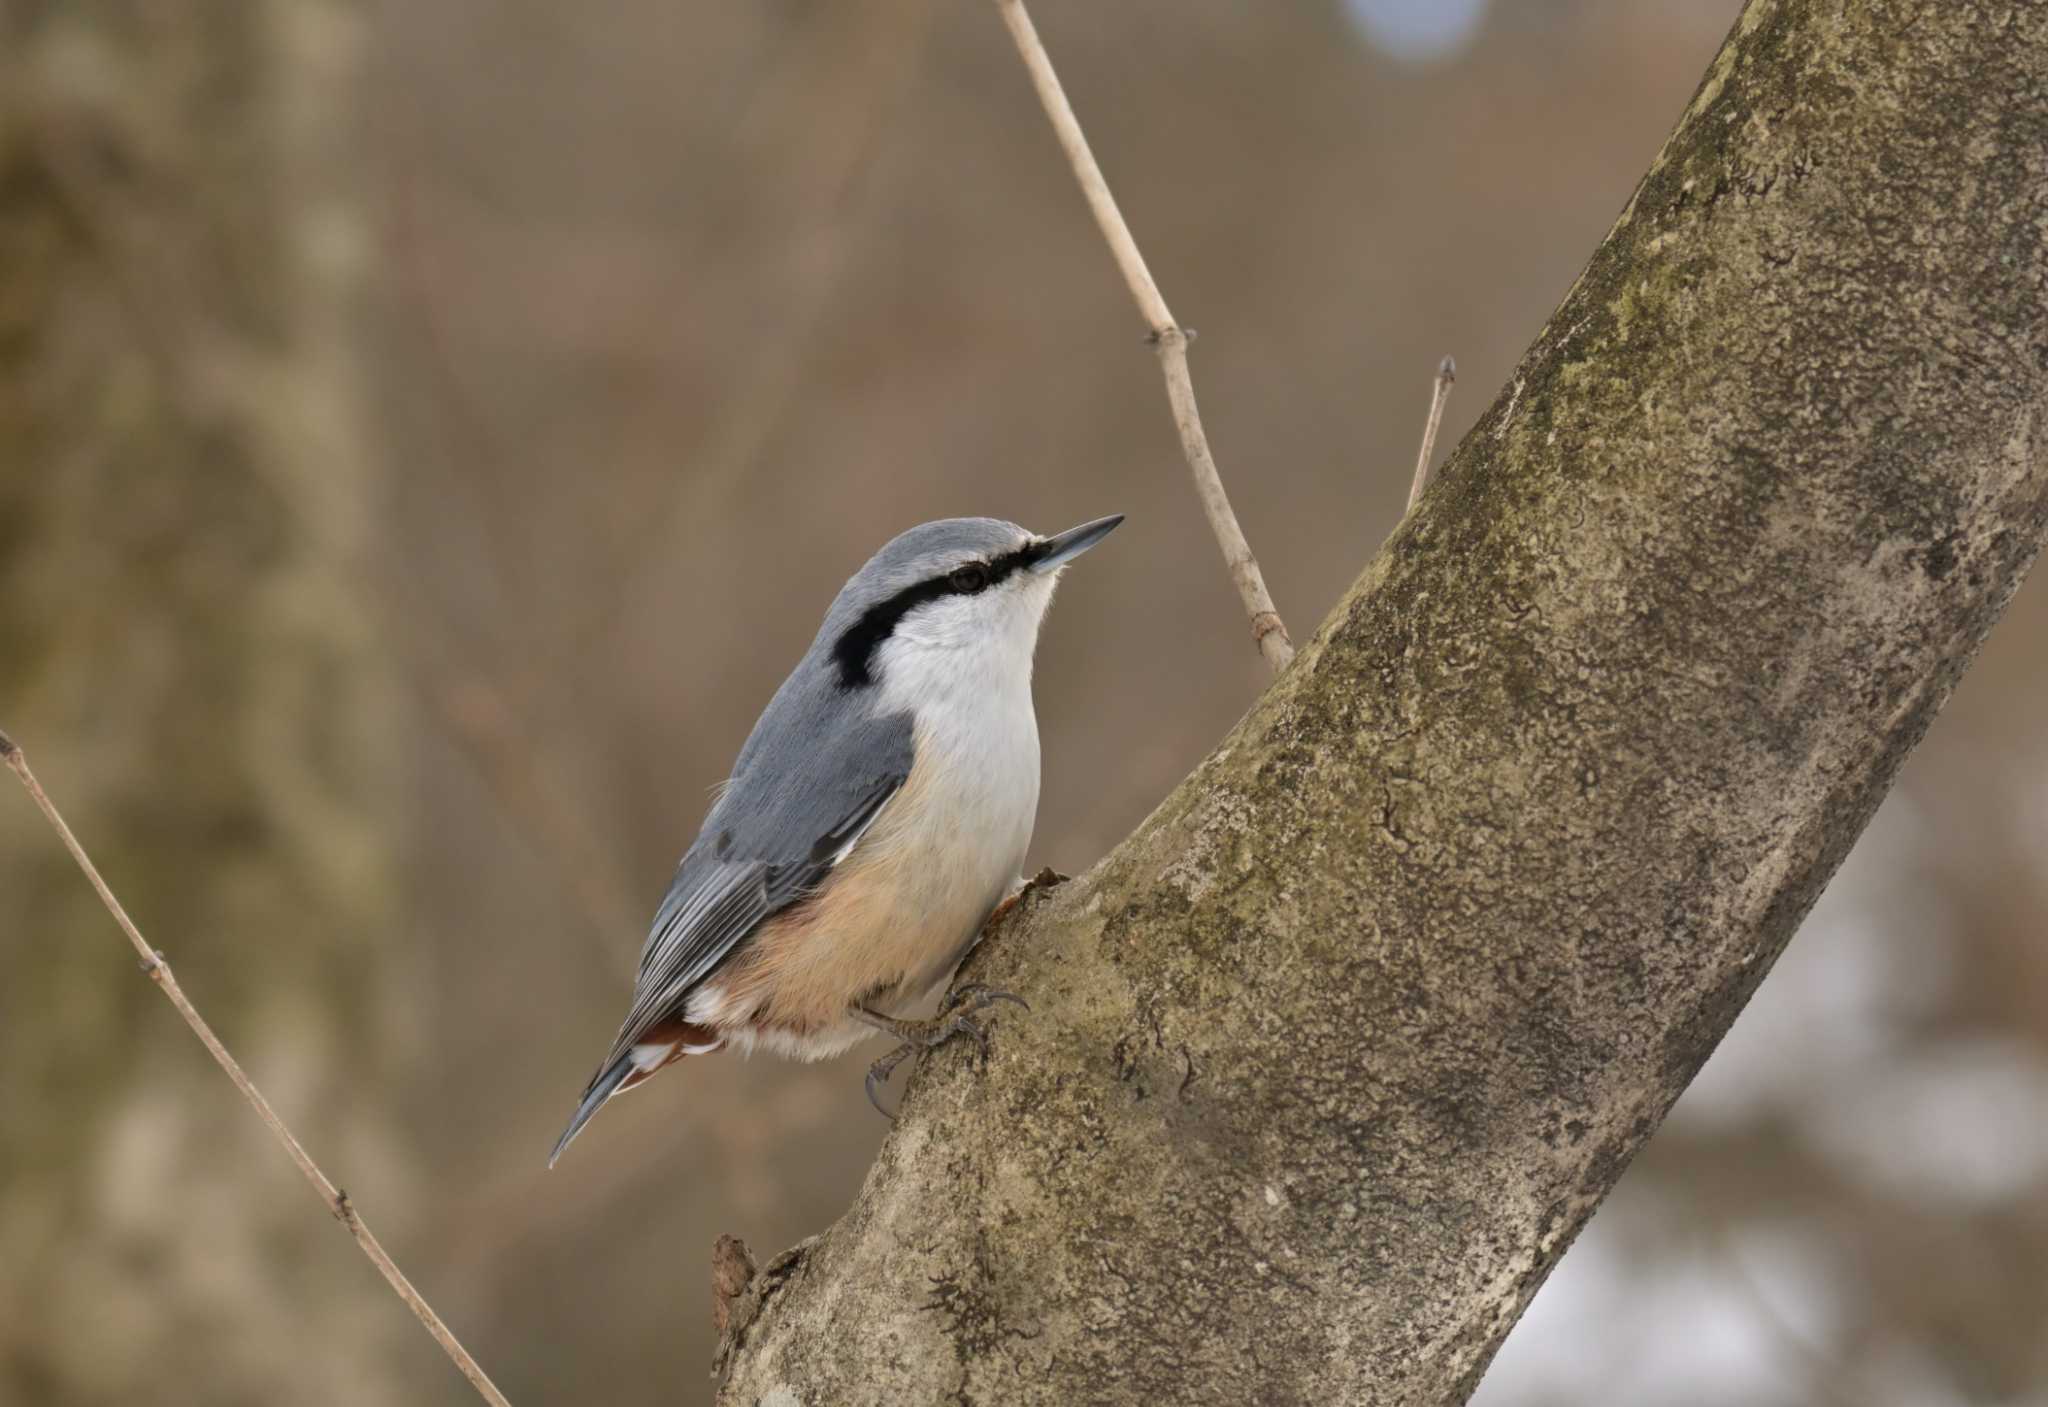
top-left (818, 514), bottom-right (1123, 695)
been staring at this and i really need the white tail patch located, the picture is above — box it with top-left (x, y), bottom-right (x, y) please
top-left (629, 1041), bottom-right (677, 1072)
top-left (627, 1037), bottom-right (719, 1076)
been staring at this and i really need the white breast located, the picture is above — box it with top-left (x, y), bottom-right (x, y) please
top-left (873, 619), bottom-right (1042, 985)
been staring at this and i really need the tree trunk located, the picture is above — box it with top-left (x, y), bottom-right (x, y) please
top-left (0, 4), bottom-right (414, 1403)
top-left (717, 2), bottom-right (2048, 1402)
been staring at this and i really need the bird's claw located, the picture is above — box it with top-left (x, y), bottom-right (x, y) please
top-left (949, 1013), bottom-right (989, 1058)
top-left (861, 986), bottom-right (1028, 1121)
top-left (865, 1044), bottom-right (915, 1120)
top-left (938, 982), bottom-right (1029, 1018)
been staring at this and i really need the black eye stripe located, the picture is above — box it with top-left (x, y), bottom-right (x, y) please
top-left (984, 542), bottom-right (1038, 583)
top-left (830, 542), bottom-right (1042, 688)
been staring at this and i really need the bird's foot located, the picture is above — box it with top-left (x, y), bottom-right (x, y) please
top-left (863, 1043), bottom-right (918, 1119)
top-left (855, 985), bottom-right (1029, 1120)
top-left (939, 981), bottom-right (1029, 1021)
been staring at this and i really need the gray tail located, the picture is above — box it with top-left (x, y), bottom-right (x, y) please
top-left (548, 1056), bottom-right (634, 1168)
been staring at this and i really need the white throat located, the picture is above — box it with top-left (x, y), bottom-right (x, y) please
top-left (871, 574), bottom-right (1054, 918)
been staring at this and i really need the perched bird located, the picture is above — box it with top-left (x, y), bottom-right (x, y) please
top-left (550, 513), bottom-right (1123, 1164)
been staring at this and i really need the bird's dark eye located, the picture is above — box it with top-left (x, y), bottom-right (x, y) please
top-left (949, 563), bottom-right (991, 593)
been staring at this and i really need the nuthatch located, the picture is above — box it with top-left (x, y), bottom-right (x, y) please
top-left (550, 513), bottom-right (1123, 1164)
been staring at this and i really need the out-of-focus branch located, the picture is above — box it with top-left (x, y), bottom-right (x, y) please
top-left (391, 642), bottom-right (645, 953)
top-left (32, 90), bottom-right (641, 978)
top-left (1698, 1217), bottom-right (1872, 1407)
top-left (1406, 354), bottom-right (1457, 514)
top-left (549, 0), bottom-right (941, 658)
top-left (0, 729), bottom-right (515, 1407)
top-left (992, 0), bottom-right (1295, 674)
top-left (24, 104), bottom-right (217, 426)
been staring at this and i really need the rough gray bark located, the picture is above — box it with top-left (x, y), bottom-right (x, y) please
top-left (717, 2), bottom-right (2048, 1403)
top-left (0, 4), bottom-right (414, 1403)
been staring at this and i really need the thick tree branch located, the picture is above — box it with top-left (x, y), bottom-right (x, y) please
top-left (719, 2), bottom-right (2048, 1402)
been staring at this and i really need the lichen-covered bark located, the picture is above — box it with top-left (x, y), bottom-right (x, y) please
top-left (0, 5), bottom-right (413, 1403)
top-left (719, 2), bottom-right (2048, 1403)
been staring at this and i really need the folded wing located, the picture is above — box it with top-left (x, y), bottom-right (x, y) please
top-left (567, 700), bottom-right (916, 1110)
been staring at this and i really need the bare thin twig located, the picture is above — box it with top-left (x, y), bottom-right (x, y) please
top-left (1406, 355), bottom-right (1457, 514)
top-left (992, 0), bottom-right (1295, 673)
top-left (0, 728), bottom-right (514, 1407)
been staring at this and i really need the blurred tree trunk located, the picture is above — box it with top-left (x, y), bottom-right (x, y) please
top-left (718, 2), bottom-right (2048, 1403)
top-left (0, 4), bottom-right (419, 1404)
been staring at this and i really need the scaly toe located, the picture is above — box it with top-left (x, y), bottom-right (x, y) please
top-left (855, 990), bottom-right (1026, 1117)
top-left (865, 1042), bottom-right (915, 1121)
top-left (941, 982), bottom-right (1030, 1017)
top-left (945, 1014), bottom-right (990, 1058)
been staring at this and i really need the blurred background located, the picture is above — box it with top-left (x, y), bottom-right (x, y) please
top-left (2, 0), bottom-right (2042, 1403)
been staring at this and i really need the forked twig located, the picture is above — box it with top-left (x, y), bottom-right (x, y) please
top-left (0, 728), bottom-right (513, 1407)
top-left (1406, 355), bottom-right (1457, 514)
top-left (992, 0), bottom-right (1295, 673)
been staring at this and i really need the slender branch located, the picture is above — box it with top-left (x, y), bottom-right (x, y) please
top-left (0, 728), bottom-right (514, 1407)
top-left (1405, 354), bottom-right (1457, 514)
top-left (992, 0), bottom-right (1294, 673)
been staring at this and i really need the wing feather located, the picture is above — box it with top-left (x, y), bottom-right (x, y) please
top-left (572, 672), bottom-right (916, 1100)
top-left (590, 763), bottom-right (907, 1079)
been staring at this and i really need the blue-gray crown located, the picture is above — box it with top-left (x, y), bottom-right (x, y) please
top-left (803, 514), bottom-right (1122, 688)
top-left (815, 518), bottom-right (1033, 688)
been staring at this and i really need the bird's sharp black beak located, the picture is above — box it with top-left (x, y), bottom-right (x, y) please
top-left (1028, 513), bottom-right (1124, 573)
